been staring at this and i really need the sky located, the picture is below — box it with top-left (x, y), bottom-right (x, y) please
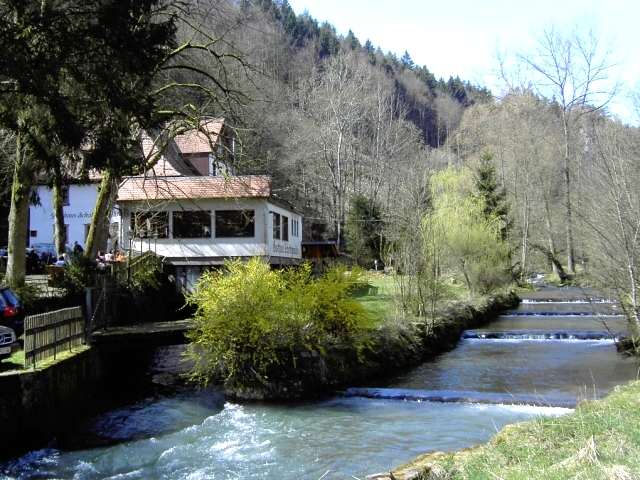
top-left (288, 0), bottom-right (640, 124)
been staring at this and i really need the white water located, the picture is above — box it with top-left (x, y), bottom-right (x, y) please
top-left (1, 397), bottom-right (568, 480)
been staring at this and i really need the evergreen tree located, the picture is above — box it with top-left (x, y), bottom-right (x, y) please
top-left (474, 152), bottom-right (510, 240)
top-left (345, 29), bottom-right (360, 50)
top-left (401, 50), bottom-right (415, 69)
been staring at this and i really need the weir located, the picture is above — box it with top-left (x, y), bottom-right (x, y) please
top-left (462, 329), bottom-right (620, 341)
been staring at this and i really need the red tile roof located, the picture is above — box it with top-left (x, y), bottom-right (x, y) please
top-left (173, 119), bottom-right (225, 154)
top-left (141, 131), bottom-right (199, 177)
top-left (117, 175), bottom-right (271, 201)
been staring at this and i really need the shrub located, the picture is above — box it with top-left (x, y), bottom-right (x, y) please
top-left (186, 258), bottom-right (371, 390)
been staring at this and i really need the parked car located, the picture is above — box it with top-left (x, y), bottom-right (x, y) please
top-left (0, 325), bottom-right (17, 360)
top-left (31, 243), bottom-right (57, 264)
top-left (0, 288), bottom-right (24, 337)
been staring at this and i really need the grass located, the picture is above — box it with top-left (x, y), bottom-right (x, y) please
top-left (352, 273), bottom-right (398, 325)
top-left (411, 381), bottom-right (640, 480)
top-left (0, 348), bottom-right (24, 372)
top-left (0, 346), bottom-right (90, 374)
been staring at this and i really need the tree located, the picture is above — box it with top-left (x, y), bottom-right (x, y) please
top-left (513, 27), bottom-right (617, 274)
top-left (585, 119), bottom-right (640, 331)
top-left (401, 50), bottom-right (415, 70)
top-left (345, 194), bottom-right (383, 267)
top-left (426, 167), bottom-right (511, 295)
top-left (0, 0), bottom-right (179, 286)
top-left (474, 151), bottom-right (509, 240)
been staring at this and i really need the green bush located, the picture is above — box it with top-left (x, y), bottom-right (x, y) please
top-left (186, 258), bottom-right (372, 389)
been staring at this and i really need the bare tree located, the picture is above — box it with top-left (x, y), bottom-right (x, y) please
top-left (513, 27), bottom-right (618, 274)
top-left (585, 118), bottom-right (640, 330)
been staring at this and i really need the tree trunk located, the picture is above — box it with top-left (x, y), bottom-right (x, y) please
top-left (52, 161), bottom-right (66, 256)
top-left (544, 196), bottom-right (559, 277)
top-left (85, 169), bottom-right (117, 259)
top-left (562, 114), bottom-right (576, 274)
top-left (6, 132), bottom-right (32, 288)
top-left (520, 195), bottom-right (530, 282)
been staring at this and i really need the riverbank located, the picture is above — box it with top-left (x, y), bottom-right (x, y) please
top-left (370, 380), bottom-right (640, 480)
top-left (225, 283), bottom-right (518, 400)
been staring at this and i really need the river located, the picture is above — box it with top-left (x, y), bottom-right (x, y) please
top-left (2, 287), bottom-right (638, 479)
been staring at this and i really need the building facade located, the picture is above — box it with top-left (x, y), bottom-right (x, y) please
top-left (28, 119), bottom-right (303, 290)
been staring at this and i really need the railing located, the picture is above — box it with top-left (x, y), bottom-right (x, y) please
top-left (24, 306), bottom-right (85, 368)
top-left (127, 250), bottom-right (163, 283)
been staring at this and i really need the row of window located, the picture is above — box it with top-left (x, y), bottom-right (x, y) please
top-left (131, 210), bottom-right (255, 239)
top-left (131, 210), bottom-right (302, 240)
top-left (272, 213), bottom-right (301, 241)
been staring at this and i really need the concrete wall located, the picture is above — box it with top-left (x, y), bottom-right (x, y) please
top-left (0, 347), bottom-right (103, 458)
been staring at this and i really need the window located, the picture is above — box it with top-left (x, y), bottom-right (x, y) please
top-left (30, 230), bottom-right (37, 238)
top-left (282, 215), bottom-right (289, 241)
top-left (215, 210), bottom-right (255, 238)
top-left (272, 212), bottom-right (281, 240)
top-left (61, 186), bottom-right (70, 206)
top-left (292, 219), bottom-right (299, 238)
top-left (208, 155), bottom-right (217, 176)
top-left (130, 211), bottom-right (169, 239)
top-left (173, 210), bottom-right (212, 238)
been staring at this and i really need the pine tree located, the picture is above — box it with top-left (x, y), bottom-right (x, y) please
top-left (401, 50), bottom-right (415, 69)
top-left (474, 152), bottom-right (510, 240)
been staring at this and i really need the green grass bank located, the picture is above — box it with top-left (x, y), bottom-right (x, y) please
top-left (370, 381), bottom-right (640, 480)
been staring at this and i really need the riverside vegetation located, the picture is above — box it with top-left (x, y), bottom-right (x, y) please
top-left (186, 162), bottom-right (515, 399)
top-left (404, 381), bottom-right (640, 480)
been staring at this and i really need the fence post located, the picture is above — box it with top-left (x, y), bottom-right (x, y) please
top-left (85, 287), bottom-right (93, 333)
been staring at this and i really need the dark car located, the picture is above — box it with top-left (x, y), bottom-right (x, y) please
top-left (0, 325), bottom-right (17, 360)
top-left (0, 288), bottom-right (24, 337)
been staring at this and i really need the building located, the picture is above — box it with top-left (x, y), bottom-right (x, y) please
top-left (29, 174), bottom-right (110, 251)
top-left (27, 119), bottom-right (303, 288)
top-left (118, 175), bottom-right (302, 290)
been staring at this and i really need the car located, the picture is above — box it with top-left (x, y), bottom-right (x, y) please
top-left (31, 243), bottom-right (56, 258)
top-left (0, 325), bottom-right (17, 360)
top-left (0, 288), bottom-right (24, 337)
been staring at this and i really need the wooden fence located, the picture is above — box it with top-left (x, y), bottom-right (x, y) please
top-left (24, 306), bottom-right (85, 368)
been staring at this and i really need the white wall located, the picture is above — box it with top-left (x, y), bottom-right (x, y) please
top-left (266, 201), bottom-right (302, 259)
top-left (30, 184), bottom-right (98, 249)
top-left (30, 183), bottom-right (121, 251)
top-left (120, 198), bottom-right (274, 261)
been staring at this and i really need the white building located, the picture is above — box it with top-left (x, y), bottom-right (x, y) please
top-left (28, 119), bottom-right (303, 289)
top-left (29, 179), bottom-right (112, 251)
top-left (118, 175), bottom-right (302, 290)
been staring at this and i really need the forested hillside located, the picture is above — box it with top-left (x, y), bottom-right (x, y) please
top-left (2, 0), bottom-right (639, 325)
top-left (189, 0), bottom-right (491, 245)
top-left (202, 0), bottom-right (640, 325)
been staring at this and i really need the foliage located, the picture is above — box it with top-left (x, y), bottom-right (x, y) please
top-left (59, 256), bottom-right (97, 297)
top-left (186, 258), bottom-right (372, 389)
top-left (474, 151), bottom-right (510, 240)
top-left (129, 255), bottom-right (165, 293)
top-left (425, 167), bottom-right (512, 295)
top-left (345, 194), bottom-right (384, 267)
